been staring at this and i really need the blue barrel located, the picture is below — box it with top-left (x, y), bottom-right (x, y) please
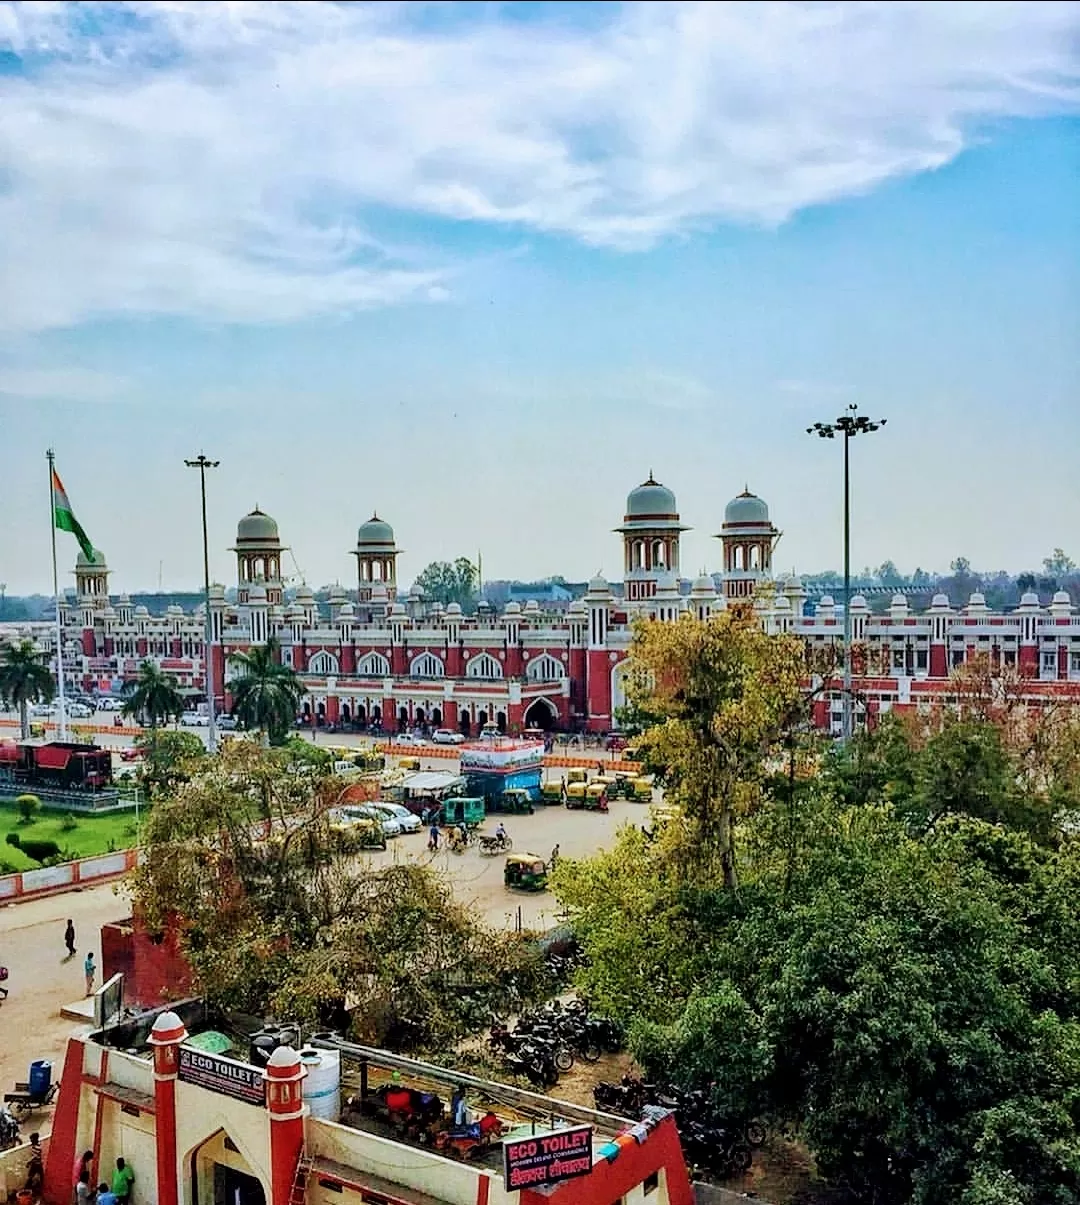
top-left (28, 1060), bottom-right (51, 1098)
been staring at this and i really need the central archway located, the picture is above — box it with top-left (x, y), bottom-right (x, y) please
top-left (523, 698), bottom-right (558, 731)
top-left (188, 1129), bottom-right (267, 1205)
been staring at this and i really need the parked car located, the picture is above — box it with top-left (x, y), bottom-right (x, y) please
top-left (368, 802), bottom-right (421, 834)
top-left (119, 747), bottom-right (141, 763)
top-left (67, 702), bottom-right (94, 718)
top-left (432, 729), bottom-right (465, 745)
top-left (393, 732), bottom-right (427, 745)
top-left (180, 712), bottom-right (209, 727)
top-left (30, 703), bottom-right (56, 717)
top-left (344, 804), bottom-right (403, 839)
top-left (216, 715), bottom-right (238, 731)
top-left (97, 697), bottom-right (125, 711)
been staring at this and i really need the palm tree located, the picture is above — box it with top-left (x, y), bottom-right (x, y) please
top-left (0, 640), bottom-right (55, 739)
top-left (123, 661), bottom-right (185, 759)
top-left (227, 637), bottom-right (303, 746)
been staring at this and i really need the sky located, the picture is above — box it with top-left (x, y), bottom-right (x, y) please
top-left (1, 0), bottom-right (1078, 596)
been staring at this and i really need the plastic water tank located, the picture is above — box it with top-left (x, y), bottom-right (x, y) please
top-left (28, 1061), bottom-right (51, 1098)
top-left (299, 1048), bottom-right (340, 1122)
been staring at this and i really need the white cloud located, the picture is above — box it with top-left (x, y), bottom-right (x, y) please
top-left (0, 365), bottom-right (129, 401)
top-left (0, 1), bottom-right (1077, 330)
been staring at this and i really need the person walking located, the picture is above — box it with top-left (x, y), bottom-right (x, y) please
top-left (75, 1169), bottom-right (95, 1205)
top-left (111, 1158), bottom-right (135, 1205)
top-left (427, 820), bottom-right (440, 852)
top-left (64, 920), bottom-right (76, 959)
top-left (72, 1150), bottom-right (94, 1192)
top-left (84, 952), bottom-right (96, 997)
top-left (25, 1132), bottom-right (44, 1201)
top-left (549, 844), bottom-right (560, 870)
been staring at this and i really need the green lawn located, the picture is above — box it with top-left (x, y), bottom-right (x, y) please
top-left (0, 802), bottom-right (139, 871)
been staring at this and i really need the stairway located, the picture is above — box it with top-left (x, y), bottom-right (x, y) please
top-left (290, 1146), bottom-right (315, 1205)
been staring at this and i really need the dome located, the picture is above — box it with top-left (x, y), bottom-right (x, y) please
top-left (357, 514), bottom-right (395, 547)
top-left (295, 584), bottom-right (314, 601)
top-left (724, 488), bottom-right (770, 527)
top-left (445, 602), bottom-right (462, 616)
top-left (568, 599), bottom-right (586, 615)
top-left (248, 583), bottom-right (267, 602)
top-left (1020, 591), bottom-right (1040, 608)
top-left (76, 549), bottom-right (106, 568)
top-left (625, 474), bottom-right (677, 519)
top-left (931, 593), bottom-right (951, 609)
top-left (503, 600), bottom-right (522, 616)
top-left (1052, 590), bottom-right (1072, 606)
top-left (235, 508), bottom-right (280, 545)
top-left (692, 573), bottom-right (716, 593)
top-left (134, 605), bottom-right (150, 617)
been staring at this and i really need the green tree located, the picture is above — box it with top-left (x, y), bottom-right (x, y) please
top-left (226, 637), bottom-right (303, 747)
top-left (132, 742), bottom-right (546, 1043)
top-left (1044, 549), bottom-right (1076, 577)
top-left (0, 639), bottom-right (55, 738)
top-left (122, 661), bottom-right (184, 763)
top-left (413, 558), bottom-right (478, 611)
top-left (623, 609), bottom-right (807, 888)
top-left (133, 728), bottom-right (207, 797)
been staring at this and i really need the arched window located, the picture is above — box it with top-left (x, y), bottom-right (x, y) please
top-left (410, 652), bottom-right (445, 678)
top-left (466, 653), bottom-right (503, 680)
top-left (307, 651), bottom-right (339, 675)
top-left (356, 652), bottom-right (391, 677)
top-left (526, 654), bottom-right (563, 682)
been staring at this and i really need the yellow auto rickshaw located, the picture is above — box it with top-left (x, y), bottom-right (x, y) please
top-left (585, 782), bottom-right (610, 812)
top-left (566, 767), bottom-right (588, 785)
top-left (540, 780), bottom-right (565, 805)
top-left (631, 776), bottom-right (654, 803)
top-left (565, 782), bottom-right (588, 810)
top-left (398, 756), bottom-right (421, 771)
top-left (504, 853), bottom-right (549, 892)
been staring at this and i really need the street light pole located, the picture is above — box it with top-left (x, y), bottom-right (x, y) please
top-left (807, 405), bottom-right (886, 741)
top-left (185, 455), bottom-right (220, 753)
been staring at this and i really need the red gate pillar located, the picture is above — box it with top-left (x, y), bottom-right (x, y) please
top-left (148, 1011), bottom-right (189, 1205)
top-left (265, 1047), bottom-right (307, 1205)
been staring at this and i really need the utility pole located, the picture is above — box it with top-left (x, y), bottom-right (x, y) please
top-left (807, 405), bottom-right (887, 741)
top-left (184, 455), bottom-right (220, 753)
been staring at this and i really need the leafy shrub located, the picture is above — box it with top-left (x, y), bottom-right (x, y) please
top-left (16, 794), bottom-right (41, 823)
top-left (5, 832), bottom-right (61, 863)
top-left (60, 812), bottom-right (79, 833)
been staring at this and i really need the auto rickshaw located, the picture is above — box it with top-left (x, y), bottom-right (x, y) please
top-left (398, 756), bottom-right (421, 771)
top-left (498, 788), bottom-right (535, 815)
top-left (566, 767), bottom-right (588, 785)
top-left (585, 782), bottom-right (610, 812)
top-left (540, 780), bottom-right (565, 805)
top-left (441, 795), bottom-right (486, 829)
top-left (504, 853), bottom-right (548, 892)
top-left (631, 776), bottom-right (654, 803)
top-left (565, 782), bottom-right (587, 810)
top-left (592, 773), bottom-right (618, 793)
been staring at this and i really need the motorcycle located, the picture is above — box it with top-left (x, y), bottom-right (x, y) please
top-left (478, 831), bottom-right (513, 855)
top-left (0, 1106), bottom-right (20, 1152)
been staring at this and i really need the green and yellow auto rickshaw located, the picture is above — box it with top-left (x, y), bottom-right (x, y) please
top-left (566, 767), bottom-right (588, 785)
top-left (499, 788), bottom-right (535, 815)
top-left (504, 853), bottom-right (548, 892)
top-left (631, 776), bottom-right (655, 803)
top-left (565, 782), bottom-right (587, 809)
top-left (585, 781), bottom-right (610, 812)
top-left (540, 780), bottom-right (565, 805)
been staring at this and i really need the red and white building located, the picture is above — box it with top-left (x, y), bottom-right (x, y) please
top-left (49, 479), bottom-right (1080, 734)
top-left (34, 1002), bottom-right (693, 1205)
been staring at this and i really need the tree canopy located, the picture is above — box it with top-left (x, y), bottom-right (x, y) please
top-left (123, 660), bottom-right (184, 732)
top-left (226, 637), bottom-right (303, 746)
top-left (132, 742), bottom-right (545, 1047)
top-left (0, 639), bottom-right (54, 739)
top-left (554, 620), bottom-right (1080, 1205)
top-left (413, 558), bottom-right (478, 611)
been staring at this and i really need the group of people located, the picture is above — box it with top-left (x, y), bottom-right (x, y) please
top-left (72, 1149), bottom-right (135, 1205)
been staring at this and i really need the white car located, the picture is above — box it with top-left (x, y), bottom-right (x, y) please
top-left (30, 703), bottom-right (56, 717)
top-left (393, 732), bottom-right (427, 745)
top-left (180, 712), bottom-right (209, 727)
top-left (368, 802), bottom-right (422, 834)
top-left (343, 805), bottom-right (403, 838)
top-left (97, 698), bottom-right (125, 711)
top-left (431, 729), bottom-right (465, 745)
top-left (67, 702), bottom-right (93, 718)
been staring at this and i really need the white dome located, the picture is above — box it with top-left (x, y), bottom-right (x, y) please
top-left (724, 489), bottom-right (770, 527)
top-left (625, 474), bottom-right (677, 518)
top-left (357, 515), bottom-right (395, 547)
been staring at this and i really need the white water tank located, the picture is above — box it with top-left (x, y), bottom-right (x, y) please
top-left (299, 1047), bottom-right (341, 1121)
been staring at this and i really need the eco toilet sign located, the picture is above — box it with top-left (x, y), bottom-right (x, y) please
top-left (177, 1047), bottom-right (265, 1106)
top-left (502, 1125), bottom-right (593, 1189)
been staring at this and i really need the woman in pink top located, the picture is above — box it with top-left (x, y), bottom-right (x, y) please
top-left (73, 1151), bottom-right (94, 1189)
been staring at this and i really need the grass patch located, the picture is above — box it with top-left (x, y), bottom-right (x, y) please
top-left (0, 802), bottom-right (138, 871)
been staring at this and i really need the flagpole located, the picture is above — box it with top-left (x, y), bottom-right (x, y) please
top-left (46, 448), bottom-right (68, 741)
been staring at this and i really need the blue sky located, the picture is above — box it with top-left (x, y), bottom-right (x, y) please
top-left (1, 1), bottom-right (1078, 595)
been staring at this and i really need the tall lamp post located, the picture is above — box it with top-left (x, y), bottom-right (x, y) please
top-left (185, 455), bottom-right (220, 753)
top-left (807, 405), bottom-right (886, 741)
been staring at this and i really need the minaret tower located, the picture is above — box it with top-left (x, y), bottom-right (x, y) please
top-left (231, 507), bottom-right (286, 606)
top-left (615, 473), bottom-right (689, 604)
top-left (716, 487), bottom-right (779, 601)
top-left (353, 515), bottom-right (400, 606)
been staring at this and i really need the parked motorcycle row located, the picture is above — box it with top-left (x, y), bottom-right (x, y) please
top-left (488, 998), bottom-right (623, 1089)
top-left (594, 1076), bottom-right (767, 1180)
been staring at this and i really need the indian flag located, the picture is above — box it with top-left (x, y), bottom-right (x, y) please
top-left (51, 467), bottom-right (96, 562)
